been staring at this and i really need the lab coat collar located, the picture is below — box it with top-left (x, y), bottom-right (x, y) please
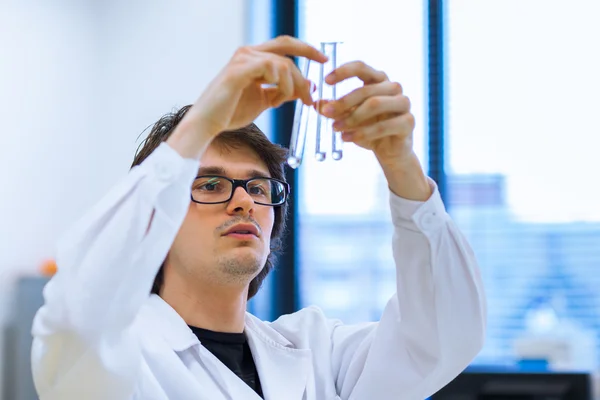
top-left (145, 294), bottom-right (299, 352)
top-left (145, 294), bottom-right (199, 351)
top-left (144, 295), bottom-right (313, 399)
top-left (245, 314), bottom-right (313, 400)
top-left (244, 313), bottom-right (294, 347)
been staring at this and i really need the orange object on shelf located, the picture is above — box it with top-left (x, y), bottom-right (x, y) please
top-left (40, 259), bottom-right (58, 276)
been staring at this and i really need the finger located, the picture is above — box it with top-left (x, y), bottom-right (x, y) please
top-left (263, 57), bottom-right (314, 107)
top-left (325, 61), bottom-right (388, 85)
top-left (236, 48), bottom-right (314, 105)
top-left (254, 35), bottom-right (328, 63)
top-left (288, 59), bottom-right (315, 105)
top-left (268, 61), bottom-right (295, 107)
top-left (334, 95), bottom-right (411, 131)
top-left (314, 99), bottom-right (332, 114)
top-left (262, 86), bottom-right (281, 108)
top-left (344, 113), bottom-right (416, 144)
top-left (322, 81), bottom-right (403, 118)
top-left (316, 101), bottom-right (358, 126)
top-left (247, 52), bottom-right (292, 106)
top-left (245, 51), bottom-right (280, 85)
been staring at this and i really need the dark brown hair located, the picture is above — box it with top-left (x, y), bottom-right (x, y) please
top-left (131, 105), bottom-right (289, 299)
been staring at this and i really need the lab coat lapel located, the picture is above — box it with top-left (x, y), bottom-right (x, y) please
top-left (195, 345), bottom-right (264, 400)
top-left (245, 315), bottom-right (313, 400)
top-left (144, 295), bottom-right (312, 399)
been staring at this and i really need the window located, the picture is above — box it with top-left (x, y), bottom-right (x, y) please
top-left (297, 0), bottom-right (428, 322)
top-left (447, 0), bottom-right (600, 369)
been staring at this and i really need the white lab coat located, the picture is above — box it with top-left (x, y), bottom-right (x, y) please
top-left (31, 143), bottom-right (486, 400)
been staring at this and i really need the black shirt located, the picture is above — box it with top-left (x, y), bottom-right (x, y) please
top-left (189, 326), bottom-right (263, 398)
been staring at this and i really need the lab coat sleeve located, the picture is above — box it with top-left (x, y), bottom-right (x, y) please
top-left (31, 143), bottom-right (199, 400)
top-left (331, 180), bottom-right (487, 400)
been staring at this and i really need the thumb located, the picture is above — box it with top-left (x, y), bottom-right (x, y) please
top-left (263, 87), bottom-right (300, 108)
top-left (263, 87), bottom-right (283, 108)
top-left (264, 80), bottom-right (316, 108)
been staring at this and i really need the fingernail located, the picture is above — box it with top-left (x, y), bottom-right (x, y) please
top-left (342, 131), bottom-right (354, 141)
top-left (323, 105), bottom-right (335, 116)
top-left (333, 120), bottom-right (345, 130)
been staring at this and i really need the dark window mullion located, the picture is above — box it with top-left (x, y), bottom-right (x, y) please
top-left (427, 0), bottom-right (448, 203)
top-left (269, 0), bottom-right (299, 320)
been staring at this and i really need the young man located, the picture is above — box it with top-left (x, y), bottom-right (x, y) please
top-left (31, 36), bottom-right (486, 400)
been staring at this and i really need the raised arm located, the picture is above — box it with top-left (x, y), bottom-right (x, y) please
top-left (31, 144), bottom-right (199, 399)
top-left (308, 60), bottom-right (486, 399)
top-left (330, 183), bottom-right (486, 400)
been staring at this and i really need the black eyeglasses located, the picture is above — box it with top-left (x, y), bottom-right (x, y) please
top-left (191, 175), bottom-right (290, 206)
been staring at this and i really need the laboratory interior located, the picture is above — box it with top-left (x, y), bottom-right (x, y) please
top-left (1, 0), bottom-right (599, 399)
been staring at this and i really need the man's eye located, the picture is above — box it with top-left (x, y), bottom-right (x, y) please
top-left (195, 178), bottom-right (224, 191)
top-left (250, 185), bottom-right (266, 194)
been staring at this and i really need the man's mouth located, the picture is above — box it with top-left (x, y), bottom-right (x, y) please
top-left (222, 223), bottom-right (260, 238)
top-left (224, 232), bottom-right (258, 240)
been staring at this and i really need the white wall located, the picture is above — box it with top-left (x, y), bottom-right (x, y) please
top-left (0, 0), bottom-right (247, 395)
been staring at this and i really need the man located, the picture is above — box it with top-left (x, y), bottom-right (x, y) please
top-left (31, 36), bottom-right (486, 400)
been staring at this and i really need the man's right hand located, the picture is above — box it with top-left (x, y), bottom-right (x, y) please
top-left (167, 36), bottom-right (328, 159)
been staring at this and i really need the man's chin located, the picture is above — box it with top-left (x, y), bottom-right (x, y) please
top-left (219, 252), bottom-right (265, 278)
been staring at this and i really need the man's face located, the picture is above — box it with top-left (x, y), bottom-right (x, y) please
top-left (165, 143), bottom-right (275, 289)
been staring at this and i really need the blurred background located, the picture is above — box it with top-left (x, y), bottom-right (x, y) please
top-left (1, 0), bottom-right (599, 398)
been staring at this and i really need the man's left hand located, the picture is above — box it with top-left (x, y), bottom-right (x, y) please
top-left (319, 61), bottom-right (431, 201)
top-left (320, 61), bottom-right (414, 167)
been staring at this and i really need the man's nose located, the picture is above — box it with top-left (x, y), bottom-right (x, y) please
top-left (226, 186), bottom-right (254, 214)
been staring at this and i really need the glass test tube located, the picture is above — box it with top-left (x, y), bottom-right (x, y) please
top-left (287, 59), bottom-right (312, 169)
top-left (315, 42), bottom-right (343, 162)
top-left (329, 43), bottom-right (343, 161)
